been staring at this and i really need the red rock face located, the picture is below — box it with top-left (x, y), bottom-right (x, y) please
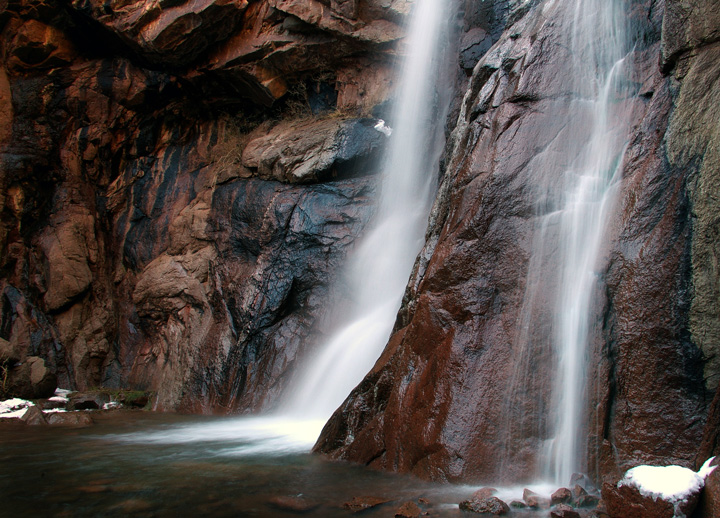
top-left (316, 0), bottom-right (717, 485)
top-left (2, 0), bottom-right (719, 491)
top-left (0, 0), bottom-right (399, 409)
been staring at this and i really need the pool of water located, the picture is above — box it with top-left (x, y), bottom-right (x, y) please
top-left (0, 411), bottom-right (555, 517)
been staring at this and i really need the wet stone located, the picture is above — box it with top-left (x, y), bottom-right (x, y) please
top-left (570, 473), bottom-right (597, 494)
top-left (471, 487), bottom-right (497, 500)
top-left (550, 503), bottom-right (580, 518)
top-left (342, 496), bottom-right (391, 513)
top-left (459, 496), bottom-right (510, 515)
top-left (21, 406), bottom-right (47, 426)
top-left (268, 495), bottom-right (319, 513)
top-left (573, 485), bottom-right (589, 499)
top-left (551, 487), bottom-right (573, 506)
top-left (576, 494), bottom-right (600, 508)
top-left (523, 489), bottom-right (550, 509)
top-left (45, 412), bottom-right (94, 427)
top-left (394, 500), bottom-right (423, 518)
top-left (510, 500), bottom-right (527, 508)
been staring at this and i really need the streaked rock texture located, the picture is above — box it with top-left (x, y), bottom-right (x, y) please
top-left (2, 0), bottom-right (720, 493)
top-left (0, 0), bottom-right (397, 410)
top-left (316, 0), bottom-right (720, 486)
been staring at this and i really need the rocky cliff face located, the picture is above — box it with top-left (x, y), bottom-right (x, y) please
top-left (0, 0), bottom-right (408, 411)
top-left (316, 0), bottom-right (720, 485)
top-left (2, 0), bottom-right (719, 489)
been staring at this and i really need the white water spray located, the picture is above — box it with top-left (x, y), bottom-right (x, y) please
top-left (284, 0), bottom-right (451, 422)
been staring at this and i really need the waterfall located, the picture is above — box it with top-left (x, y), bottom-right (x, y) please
top-left (501, 0), bottom-right (632, 485)
top-left (283, 0), bottom-right (452, 422)
top-left (542, 0), bottom-right (631, 484)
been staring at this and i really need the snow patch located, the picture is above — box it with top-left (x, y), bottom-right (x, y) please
top-left (619, 457), bottom-right (716, 517)
top-left (0, 398), bottom-right (34, 419)
top-left (374, 119), bottom-right (392, 137)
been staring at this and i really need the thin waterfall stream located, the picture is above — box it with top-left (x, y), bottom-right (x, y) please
top-left (501, 0), bottom-right (634, 485)
top-left (546, 0), bottom-right (631, 485)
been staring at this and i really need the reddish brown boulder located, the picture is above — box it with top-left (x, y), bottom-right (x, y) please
top-left (551, 488), bottom-right (573, 506)
top-left (6, 356), bottom-right (57, 399)
top-left (46, 411), bottom-right (94, 427)
top-left (394, 501), bottom-right (423, 518)
top-left (20, 405), bottom-right (48, 425)
top-left (469, 487), bottom-right (498, 500)
top-left (342, 496), bottom-right (390, 513)
top-left (602, 482), bottom-right (677, 518)
top-left (550, 504), bottom-right (580, 518)
top-left (523, 489), bottom-right (550, 510)
top-left (459, 496), bottom-right (509, 515)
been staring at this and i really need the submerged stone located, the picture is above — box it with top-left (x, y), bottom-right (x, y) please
top-left (268, 495), bottom-right (319, 513)
top-left (342, 496), bottom-right (390, 513)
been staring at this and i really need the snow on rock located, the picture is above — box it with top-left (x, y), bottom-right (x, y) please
top-left (50, 388), bottom-right (71, 403)
top-left (0, 398), bottom-right (34, 418)
top-left (619, 457), bottom-right (716, 505)
top-left (603, 458), bottom-right (716, 518)
top-left (374, 119), bottom-right (393, 137)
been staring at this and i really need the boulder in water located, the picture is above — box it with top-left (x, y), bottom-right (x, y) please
top-left (46, 412), bottom-right (94, 427)
top-left (459, 496), bottom-right (509, 515)
top-left (523, 489), bottom-right (550, 509)
top-left (20, 406), bottom-right (47, 426)
top-left (342, 496), bottom-right (390, 513)
top-left (394, 501), bottom-right (423, 518)
top-left (551, 487), bottom-right (573, 506)
top-left (573, 484), bottom-right (589, 499)
top-left (550, 504), bottom-right (580, 518)
top-left (576, 494), bottom-right (600, 508)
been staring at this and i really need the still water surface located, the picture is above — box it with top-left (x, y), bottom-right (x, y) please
top-left (0, 411), bottom-right (557, 517)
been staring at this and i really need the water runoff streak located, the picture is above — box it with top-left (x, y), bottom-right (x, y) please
top-left (544, 0), bottom-right (631, 484)
top-left (116, 0), bottom-right (453, 455)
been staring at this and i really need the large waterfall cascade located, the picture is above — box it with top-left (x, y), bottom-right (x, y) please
top-left (283, 0), bottom-right (452, 421)
top-left (133, 0), bottom-right (454, 453)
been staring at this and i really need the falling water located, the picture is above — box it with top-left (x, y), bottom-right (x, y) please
top-left (284, 0), bottom-right (452, 422)
top-left (501, 0), bottom-right (633, 486)
top-left (544, 0), bottom-right (631, 484)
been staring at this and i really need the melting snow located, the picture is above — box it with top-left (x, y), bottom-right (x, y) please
top-left (0, 398), bottom-right (34, 419)
top-left (619, 457), bottom-right (716, 517)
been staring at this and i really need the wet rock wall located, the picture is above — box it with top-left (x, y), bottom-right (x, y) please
top-left (0, 0), bottom-right (407, 411)
top-left (317, 0), bottom-right (720, 485)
